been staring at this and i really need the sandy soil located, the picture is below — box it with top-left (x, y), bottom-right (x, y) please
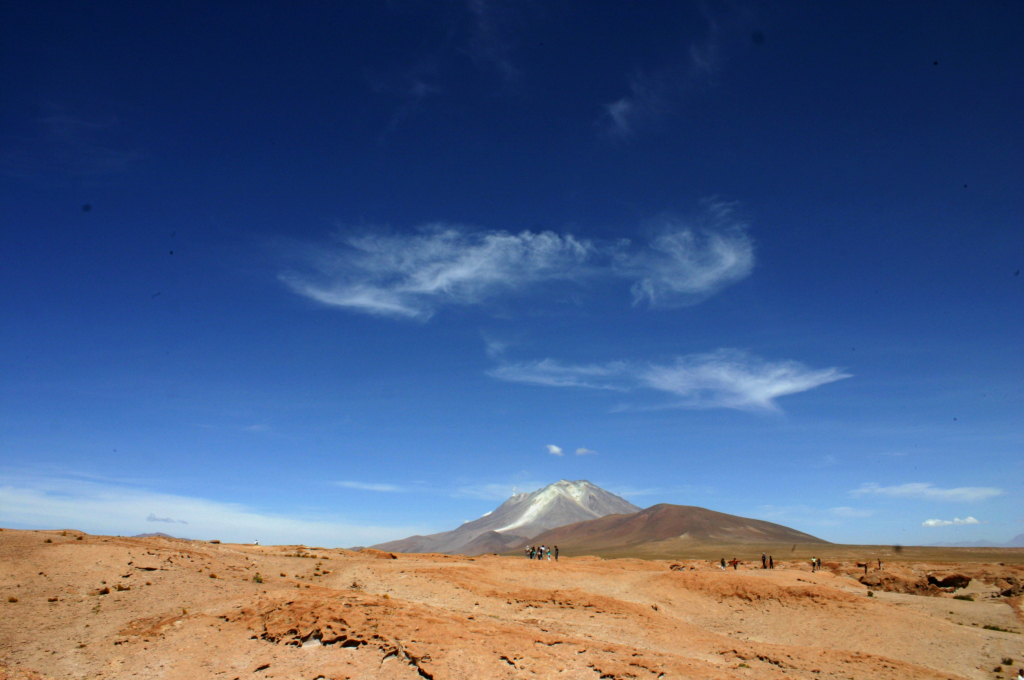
top-left (2, 528), bottom-right (1023, 680)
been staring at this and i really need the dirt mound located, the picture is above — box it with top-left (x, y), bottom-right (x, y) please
top-left (358, 548), bottom-right (397, 559)
top-left (927, 573), bottom-right (970, 589)
top-left (860, 572), bottom-right (944, 596)
top-left (664, 571), bottom-right (861, 606)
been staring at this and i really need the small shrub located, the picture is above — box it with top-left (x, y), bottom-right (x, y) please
top-left (44, 538), bottom-right (52, 543)
top-left (954, 594), bottom-right (973, 601)
top-left (62, 531), bottom-right (67, 536)
top-left (867, 591), bottom-right (873, 597)
top-left (7, 597), bottom-right (17, 603)
top-left (253, 573), bottom-right (263, 584)
top-left (76, 536), bottom-right (82, 540)
top-left (984, 624), bottom-right (1018, 633)
top-left (1001, 657), bottom-right (1013, 665)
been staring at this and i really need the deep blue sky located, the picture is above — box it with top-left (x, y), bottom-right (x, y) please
top-left (1, 1), bottom-right (1020, 546)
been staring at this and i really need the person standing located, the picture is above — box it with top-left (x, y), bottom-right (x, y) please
top-left (769, 556), bottom-right (774, 569)
top-left (720, 558), bottom-right (726, 571)
top-left (761, 553), bottom-right (767, 569)
top-left (554, 546), bottom-right (559, 561)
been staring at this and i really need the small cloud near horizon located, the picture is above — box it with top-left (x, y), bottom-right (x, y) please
top-left (147, 513), bottom-right (187, 524)
top-left (576, 447), bottom-right (597, 455)
top-left (922, 517), bottom-right (981, 527)
top-left (546, 444), bottom-right (563, 456)
top-left (852, 483), bottom-right (1002, 502)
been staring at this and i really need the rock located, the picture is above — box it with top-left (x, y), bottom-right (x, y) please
top-left (927, 574), bottom-right (970, 589)
top-left (995, 576), bottom-right (1021, 597)
top-left (859, 573), bottom-right (943, 596)
top-left (358, 548), bottom-right (396, 560)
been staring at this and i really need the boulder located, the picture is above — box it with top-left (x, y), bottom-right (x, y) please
top-left (927, 574), bottom-right (970, 590)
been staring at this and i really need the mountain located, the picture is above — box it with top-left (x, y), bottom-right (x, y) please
top-left (132, 532), bottom-right (184, 539)
top-left (527, 503), bottom-right (828, 554)
top-left (371, 480), bottom-right (640, 556)
top-left (929, 535), bottom-right (1024, 548)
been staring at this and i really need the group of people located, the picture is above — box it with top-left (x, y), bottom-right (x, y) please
top-left (718, 554), bottom-right (775, 570)
top-left (525, 545), bottom-right (558, 561)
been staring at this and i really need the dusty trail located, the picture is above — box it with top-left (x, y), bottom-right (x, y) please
top-left (1, 528), bottom-right (1022, 679)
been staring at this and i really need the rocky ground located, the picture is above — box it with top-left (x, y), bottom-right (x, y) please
top-left (1, 528), bottom-right (1022, 680)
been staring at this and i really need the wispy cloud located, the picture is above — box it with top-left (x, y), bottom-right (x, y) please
top-left (490, 349), bottom-right (850, 412)
top-left (281, 227), bottom-right (593, 320)
top-left (453, 482), bottom-right (543, 501)
top-left (466, 0), bottom-right (522, 82)
top-left (546, 444), bottom-right (563, 456)
top-left (576, 447), bottom-right (597, 455)
top-left (0, 111), bottom-right (143, 180)
top-left (0, 475), bottom-right (422, 546)
top-left (829, 507), bottom-right (872, 518)
top-left (922, 517), bottom-right (981, 527)
top-left (616, 205), bottom-right (754, 307)
top-left (598, 73), bottom-right (665, 140)
top-left (146, 513), bottom-right (188, 524)
top-left (334, 481), bottom-right (403, 493)
top-left (852, 483), bottom-right (1003, 502)
top-left (281, 209), bottom-right (753, 319)
top-left (597, 10), bottom-right (720, 140)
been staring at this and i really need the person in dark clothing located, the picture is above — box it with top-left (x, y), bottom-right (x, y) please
top-left (720, 558), bottom-right (726, 571)
top-left (761, 553), bottom-right (767, 569)
top-left (530, 547), bottom-right (536, 560)
top-left (554, 546), bottom-right (559, 561)
top-left (769, 555), bottom-right (774, 569)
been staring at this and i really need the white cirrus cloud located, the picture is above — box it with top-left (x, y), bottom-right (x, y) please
top-left (489, 349), bottom-right (849, 412)
top-left (576, 448), bottom-right (597, 455)
top-left (852, 483), bottom-right (1003, 503)
top-left (280, 209), bottom-right (753, 320)
top-left (922, 517), bottom-right (981, 527)
top-left (546, 445), bottom-right (563, 456)
top-left (334, 481), bottom-right (403, 493)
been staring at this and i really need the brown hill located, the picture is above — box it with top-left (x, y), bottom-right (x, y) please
top-left (528, 503), bottom-right (828, 553)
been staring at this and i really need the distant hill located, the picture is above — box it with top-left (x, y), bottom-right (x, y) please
top-left (527, 503), bottom-right (828, 554)
top-left (372, 480), bottom-right (640, 556)
top-left (132, 532), bottom-right (185, 539)
top-left (929, 534), bottom-right (1024, 548)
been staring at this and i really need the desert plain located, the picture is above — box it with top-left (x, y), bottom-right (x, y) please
top-left (1, 528), bottom-right (1022, 680)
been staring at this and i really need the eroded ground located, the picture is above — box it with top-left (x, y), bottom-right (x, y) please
top-left (1, 529), bottom-right (1022, 679)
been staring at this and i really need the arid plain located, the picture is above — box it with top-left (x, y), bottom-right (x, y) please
top-left (2, 528), bottom-right (1022, 680)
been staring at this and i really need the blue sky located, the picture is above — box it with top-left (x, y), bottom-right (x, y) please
top-left (1, 1), bottom-right (1021, 547)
